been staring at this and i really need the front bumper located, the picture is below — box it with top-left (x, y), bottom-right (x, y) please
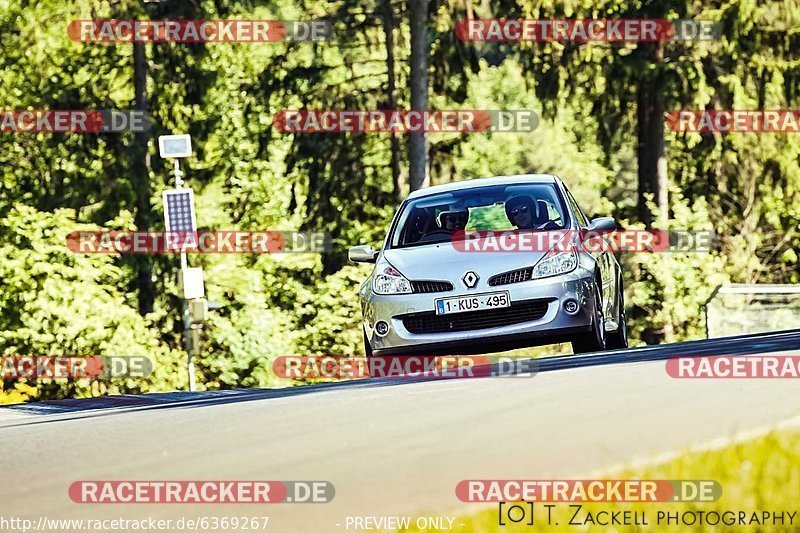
top-left (363, 268), bottom-right (596, 356)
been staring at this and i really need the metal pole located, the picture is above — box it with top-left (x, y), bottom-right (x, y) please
top-left (174, 159), bottom-right (195, 392)
top-left (173, 158), bottom-right (184, 187)
top-left (183, 300), bottom-right (195, 391)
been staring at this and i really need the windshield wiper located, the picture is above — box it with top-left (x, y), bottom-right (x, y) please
top-left (395, 239), bottom-right (451, 249)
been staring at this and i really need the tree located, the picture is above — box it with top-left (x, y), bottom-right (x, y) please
top-left (634, 40), bottom-right (668, 225)
top-left (381, 0), bottom-right (403, 198)
top-left (132, 40), bottom-right (155, 314)
top-left (408, 0), bottom-right (430, 191)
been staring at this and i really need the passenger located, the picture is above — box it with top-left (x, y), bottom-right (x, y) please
top-left (438, 210), bottom-right (469, 233)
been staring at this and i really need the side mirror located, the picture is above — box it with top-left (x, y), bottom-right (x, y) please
top-left (587, 217), bottom-right (616, 232)
top-left (348, 245), bottom-right (379, 263)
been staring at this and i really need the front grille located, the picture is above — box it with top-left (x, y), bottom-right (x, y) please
top-left (411, 280), bottom-right (454, 293)
top-left (489, 267), bottom-right (533, 286)
top-left (401, 299), bottom-right (552, 334)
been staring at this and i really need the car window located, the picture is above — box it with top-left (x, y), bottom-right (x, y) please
top-left (390, 183), bottom-right (568, 248)
top-left (565, 189), bottom-right (589, 227)
top-left (537, 199), bottom-right (564, 226)
top-left (465, 204), bottom-right (514, 231)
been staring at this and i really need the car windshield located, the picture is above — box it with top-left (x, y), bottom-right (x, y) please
top-left (390, 183), bottom-right (568, 248)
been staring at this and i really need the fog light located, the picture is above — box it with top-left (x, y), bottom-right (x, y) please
top-left (563, 299), bottom-right (579, 315)
top-left (375, 321), bottom-right (390, 336)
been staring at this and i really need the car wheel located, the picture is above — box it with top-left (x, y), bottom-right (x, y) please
top-left (606, 279), bottom-right (628, 350)
top-left (571, 281), bottom-right (606, 354)
top-left (363, 329), bottom-right (373, 357)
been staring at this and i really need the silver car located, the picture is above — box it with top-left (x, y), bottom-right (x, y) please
top-left (349, 174), bottom-right (627, 356)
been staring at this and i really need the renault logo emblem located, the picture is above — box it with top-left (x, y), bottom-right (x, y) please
top-left (462, 271), bottom-right (479, 289)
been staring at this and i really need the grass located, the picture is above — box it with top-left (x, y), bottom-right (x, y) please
top-left (401, 428), bottom-right (800, 532)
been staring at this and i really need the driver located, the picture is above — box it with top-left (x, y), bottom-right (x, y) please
top-left (505, 195), bottom-right (547, 229)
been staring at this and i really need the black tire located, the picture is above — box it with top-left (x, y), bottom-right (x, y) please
top-left (606, 278), bottom-right (628, 350)
top-left (363, 330), bottom-right (373, 357)
top-left (571, 281), bottom-right (606, 354)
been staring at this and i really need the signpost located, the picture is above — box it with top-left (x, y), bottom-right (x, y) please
top-left (159, 134), bottom-right (206, 392)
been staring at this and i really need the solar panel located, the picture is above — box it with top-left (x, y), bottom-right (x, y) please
top-left (163, 189), bottom-right (197, 250)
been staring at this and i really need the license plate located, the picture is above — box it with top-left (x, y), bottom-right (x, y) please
top-left (435, 291), bottom-right (510, 315)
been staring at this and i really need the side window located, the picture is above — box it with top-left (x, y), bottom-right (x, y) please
top-left (539, 200), bottom-right (563, 226)
top-left (565, 190), bottom-right (589, 227)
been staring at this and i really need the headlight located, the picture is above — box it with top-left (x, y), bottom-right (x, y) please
top-left (373, 263), bottom-right (412, 294)
top-left (532, 250), bottom-right (578, 279)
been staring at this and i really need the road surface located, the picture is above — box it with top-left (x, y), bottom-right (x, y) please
top-left (2, 330), bottom-right (800, 532)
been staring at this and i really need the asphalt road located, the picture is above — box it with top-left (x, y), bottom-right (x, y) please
top-left (2, 330), bottom-right (800, 532)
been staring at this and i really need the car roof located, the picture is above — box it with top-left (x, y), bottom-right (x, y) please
top-left (406, 174), bottom-right (562, 199)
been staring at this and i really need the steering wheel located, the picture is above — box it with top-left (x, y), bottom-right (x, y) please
top-left (538, 221), bottom-right (562, 230)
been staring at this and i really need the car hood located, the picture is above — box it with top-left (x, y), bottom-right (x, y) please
top-left (382, 243), bottom-right (548, 283)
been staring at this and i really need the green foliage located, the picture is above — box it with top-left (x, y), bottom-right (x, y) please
top-left (623, 193), bottom-right (729, 344)
top-left (294, 264), bottom-right (373, 357)
top-left (0, 0), bottom-right (798, 403)
top-left (202, 302), bottom-right (295, 389)
top-left (0, 205), bottom-right (186, 403)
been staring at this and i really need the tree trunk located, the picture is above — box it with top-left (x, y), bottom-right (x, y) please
top-left (634, 41), bottom-right (669, 346)
top-left (382, 0), bottom-right (402, 198)
top-left (133, 41), bottom-right (155, 315)
top-left (408, 0), bottom-right (430, 192)
top-left (635, 42), bottom-right (668, 227)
